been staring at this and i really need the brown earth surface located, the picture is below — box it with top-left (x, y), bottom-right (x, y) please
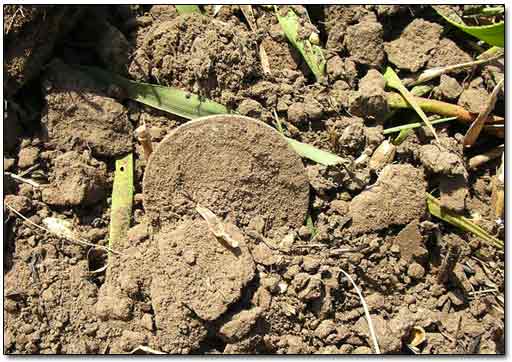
top-left (3, 4), bottom-right (504, 355)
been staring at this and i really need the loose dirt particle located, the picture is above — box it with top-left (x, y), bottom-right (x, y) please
top-left (17, 147), bottom-right (39, 169)
top-left (435, 74), bottom-right (463, 100)
top-left (394, 220), bottom-right (428, 263)
top-left (408, 262), bottom-right (425, 280)
top-left (457, 78), bottom-right (490, 114)
top-left (439, 175), bottom-right (468, 214)
top-left (344, 18), bottom-right (385, 67)
top-left (42, 151), bottom-right (108, 207)
top-left (349, 70), bottom-right (389, 122)
top-left (218, 307), bottom-right (262, 342)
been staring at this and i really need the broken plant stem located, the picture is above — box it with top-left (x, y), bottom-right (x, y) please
top-left (468, 144), bottom-right (503, 169)
top-left (409, 54), bottom-right (503, 86)
top-left (196, 204), bottom-right (240, 248)
top-left (135, 123), bottom-right (153, 161)
top-left (4, 203), bottom-right (120, 254)
top-left (339, 268), bottom-right (381, 354)
top-left (386, 92), bottom-right (503, 126)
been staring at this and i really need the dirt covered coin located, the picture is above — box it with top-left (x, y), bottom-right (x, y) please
top-left (143, 115), bottom-right (310, 236)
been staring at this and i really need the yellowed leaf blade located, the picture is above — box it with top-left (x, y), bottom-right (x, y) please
top-left (109, 153), bottom-right (134, 250)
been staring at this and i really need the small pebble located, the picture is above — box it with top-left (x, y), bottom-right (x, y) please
top-left (407, 262), bottom-right (425, 280)
top-left (183, 249), bottom-right (196, 265)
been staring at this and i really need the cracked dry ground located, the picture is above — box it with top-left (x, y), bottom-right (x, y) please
top-left (3, 4), bottom-right (504, 354)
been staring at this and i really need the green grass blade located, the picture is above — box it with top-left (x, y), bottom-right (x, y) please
top-left (389, 117), bottom-right (457, 146)
top-left (275, 6), bottom-right (326, 82)
top-left (175, 5), bottom-right (201, 14)
top-left (383, 67), bottom-right (439, 142)
top-left (79, 66), bottom-right (230, 119)
top-left (426, 193), bottom-right (503, 249)
top-left (285, 137), bottom-right (344, 166)
top-left (434, 6), bottom-right (504, 47)
top-left (306, 215), bottom-right (318, 239)
top-left (384, 116), bottom-right (458, 135)
top-left (109, 153), bottom-right (134, 251)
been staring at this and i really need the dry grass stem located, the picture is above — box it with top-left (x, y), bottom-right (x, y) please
top-left (339, 268), bottom-right (381, 354)
top-left (5, 203), bottom-right (120, 254)
top-left (5, 171), bottom-right (42, 188)
top-left (135, 123), bottom-right (153, 161)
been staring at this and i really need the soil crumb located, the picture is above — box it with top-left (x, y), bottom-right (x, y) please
top-left (41, 60), bottom-right (133, 157)
top-left (349, 164), bottom-right (426, 234)
top-left (384, 18), bottom-right (443, 72)
top-left (41, 150), bottom-right (108, 207)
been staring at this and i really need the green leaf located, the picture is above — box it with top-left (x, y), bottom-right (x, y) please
top-left (79, 66), bottom-right (230, 119)
top-left (109, 153), bottom-right (134, 251)
top-left (388, 117), bottom-right (457, 145)
top-left (306, 215), bottom-right (318, 239)
top-left (383, 67), bottom-right (439, 142)
top-left (434, 6), bottom-right (504, 47)
top-left (426, 193), bottom-right (503, 249)
top-left (276, 6), bottom-right (326, 82)
top-left (384, 116), bottom-right (458, 135)
top-left (175, 5), bottom-right (201, 14)
top-left (285, 137), bottom-right (344, 166)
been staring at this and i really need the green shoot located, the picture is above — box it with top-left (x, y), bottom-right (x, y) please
top-left (389, 117), bottom-right (457, 146)
top-left (384, 116), bottom-right (458, 135)
top-left (275, 6), bottom-right (326, 82)
top-left (426, 193), bottom-right (503, 249)
top-left (285, 137), bottom-right (344, 166)
top-left (306, 215), bottom-right (318, 239)
top-left (383, 67), bottom-right (439, 142)
top-left (274, 110), bottom-right (343, 166)
top-left (175, 5), bottom-right (201, 15)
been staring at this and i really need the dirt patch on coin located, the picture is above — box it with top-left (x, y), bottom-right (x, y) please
top-left (143, 115), bottom-right (310, 237)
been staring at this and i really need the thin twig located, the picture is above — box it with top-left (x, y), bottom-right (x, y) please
top-left (18, 163), bottom-right (40, 177)
top-left (4, 203), bottom-right (121, 255)
top-left (5, 172), bottom-right (42, 188)
top-left (339, 268), bottom-right (381, 354)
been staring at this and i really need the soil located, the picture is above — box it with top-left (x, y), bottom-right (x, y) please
top-left (3, 4), bottom-right (505, 355)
